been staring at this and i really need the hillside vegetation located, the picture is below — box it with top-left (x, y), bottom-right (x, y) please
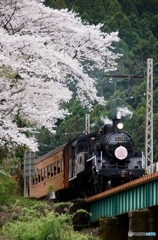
top-left (0, 173), bottom-right (100, 240)
top-left (0, 1), bottom-right (157, 238)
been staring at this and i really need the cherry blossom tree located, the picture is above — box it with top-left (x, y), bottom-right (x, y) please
top-left (0, 0), bottom-right (121, 151)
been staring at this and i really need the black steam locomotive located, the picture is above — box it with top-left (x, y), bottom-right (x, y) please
top-left (68, 118), bottom-right (145, 197)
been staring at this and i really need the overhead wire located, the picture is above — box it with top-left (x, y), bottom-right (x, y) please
top-left (110, 62), bottom-right (158, 95)
top-left (106, 63), bottom-right (158, 142)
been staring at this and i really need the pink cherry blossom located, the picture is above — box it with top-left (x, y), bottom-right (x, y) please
top-left (0, 0), bottom-right (121, 151)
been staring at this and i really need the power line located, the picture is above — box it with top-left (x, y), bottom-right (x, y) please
top-left (104, 62), bottom-right (158, 84)
top-left (103, 74), bottom-right (145, 79)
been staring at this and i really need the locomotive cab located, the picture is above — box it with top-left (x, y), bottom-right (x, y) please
top-left (69, 132), bottom-right (97, 180)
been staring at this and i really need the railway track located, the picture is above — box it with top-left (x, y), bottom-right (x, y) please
top-left (86, 172), bottom-right (158, 203)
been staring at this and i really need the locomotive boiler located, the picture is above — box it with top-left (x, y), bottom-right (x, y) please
top-left (68, 118), bottom-right (145, 198)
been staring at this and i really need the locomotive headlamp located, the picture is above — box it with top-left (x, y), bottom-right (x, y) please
top-left (117, 123), bottom-right (123, 130)
top-left (115, 146), bottom-right (128, 160)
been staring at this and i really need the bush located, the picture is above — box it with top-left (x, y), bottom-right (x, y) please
top-left (2, 210), bottom-right (100, 240)
top-left (0, 173), bottom-right (17, 205)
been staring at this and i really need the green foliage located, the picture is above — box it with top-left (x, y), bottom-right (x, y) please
top-left (45, 0), bottom-right (67, 9)
top-left (107, 1), bottom-right (122, 15)
top-left (150, 15), bottom-right (158, 38)
top-left (118, 0), bottom-right (136, 16)
top-left (91, 0), bottom-right (105, 24)
top-left (47, 183), bottom-right (57, 195)
top-left (0, 173), bottom-right (17, 205)
top-left (18, 198), bottom-right (47, 209)
top-left (153, 113), bottom-right (158, 160)
top-left (2, 209), bottom-right (100, 240)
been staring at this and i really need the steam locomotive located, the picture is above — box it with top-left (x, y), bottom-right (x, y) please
top-left (30, 118), bottom-right (145, 201)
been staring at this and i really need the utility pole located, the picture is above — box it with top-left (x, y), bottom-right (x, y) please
top-left (24, 150), bottom-right (35, 197)
top-left (145, 58), bottom-right (153, 173)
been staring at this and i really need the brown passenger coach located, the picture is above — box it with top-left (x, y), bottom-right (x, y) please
top-left (31, 142), bottom-right (72, 199)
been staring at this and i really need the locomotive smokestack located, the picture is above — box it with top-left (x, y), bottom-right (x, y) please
top-left (103, 123), bottom-right (112, 134)
top-left (112, 118), bottom-right (121, 132)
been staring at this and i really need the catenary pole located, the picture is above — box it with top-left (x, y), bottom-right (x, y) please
top-left (145, 58), bottom-right (153, 173)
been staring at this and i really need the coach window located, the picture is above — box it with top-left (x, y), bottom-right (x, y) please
top-left (44, 167), bottom-right (47, 179)
top-left (54, 163), bottom-right (57, 175)
top-left (33, 171), bottom-right (37, 184)
top-left (42, 169), bottom-right (44, 181)
top-left (61, 159), bottom-right (64, 172)
top-left (38, 170), bottom-right (41, 182)
top-left (57, 160), bottom-right (61, 174)
top-left (50, 164), bottom-right (53, 177)
top-left (47, 166), bottom-right (50, 177)
top-left (32, 177), bottom-right (34, 185)
top-left (32, 176), bottom-right (36, 185)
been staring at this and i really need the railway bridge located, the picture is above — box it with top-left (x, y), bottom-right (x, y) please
top-left (86, 172), bottom-right (158, 239)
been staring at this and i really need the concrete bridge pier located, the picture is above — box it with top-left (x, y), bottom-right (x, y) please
top-left (99, 215), bottom-right (129, 240)
top-left (99, 209), bottom-right (158, 240)
top-left (128, 209), bottom-right (158, 240)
